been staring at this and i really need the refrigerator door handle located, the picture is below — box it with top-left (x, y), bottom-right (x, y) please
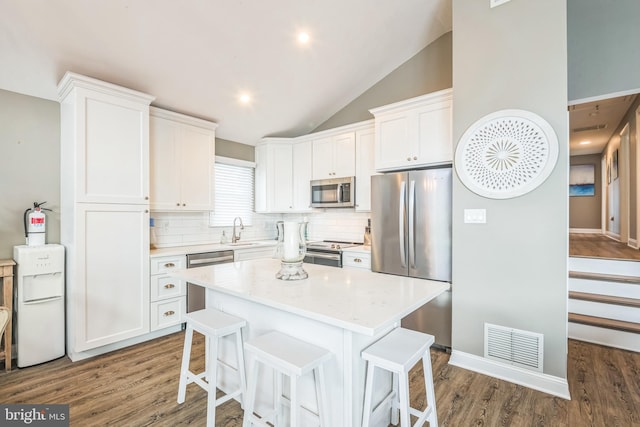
top-left (408, 179), bottom-right (416, 268)
top-left (399, 180), bottom-right (406, 267)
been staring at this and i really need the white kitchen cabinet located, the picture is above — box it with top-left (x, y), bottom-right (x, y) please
top-left (292, 140), bottom-right (313, 212)
top-left (355, 123), bottom-right (376, 212)
top-left (58, 72), bottom-right (153, 205)
top-left (67, 203), bottom-right (151, 353)
top-left (255, 139), bottom-right (312, 213)
top-left (150, 107), bottom-right (217, 211)
top-left (59, 72), bottom-right (154, 360)
top-left (255, 139), bottom-right (293, 213)
top-left (342, 247), bottom-right (371, 270)
top-left (370, 88), bottom-right (452, 172)
top-left (312, 132), bottom-right (356, 179)
top-left (150, 255), bottom-right (186, 331)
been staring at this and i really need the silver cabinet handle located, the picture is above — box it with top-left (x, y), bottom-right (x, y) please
top-left (354, 258), bottom-right (362, 263)
top-left (164, 262), bottom-right (175, 268)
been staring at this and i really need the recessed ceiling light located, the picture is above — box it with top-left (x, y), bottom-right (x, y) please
top-left (239, 93), bottom-right (251, 104)
top-left (297, 32), bottom-right (310, 45)
top-left (579, 141), bottom-right (591, 145)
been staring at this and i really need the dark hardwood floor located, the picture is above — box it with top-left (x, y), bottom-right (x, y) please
top-left (1, 332), bottom-right (639, 426)
top-left (570, 232), bottom-right (640, 261)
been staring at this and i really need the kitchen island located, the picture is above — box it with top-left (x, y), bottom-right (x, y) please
top-left (172, 258), bottom-right (449, 427)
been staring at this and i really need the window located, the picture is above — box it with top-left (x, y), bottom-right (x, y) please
top-left (210, 157), bottom-right (255, 226)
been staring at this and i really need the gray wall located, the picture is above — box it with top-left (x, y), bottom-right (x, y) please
top-left (0, 89), bottom-right (60, 259)
top-left (216, 137), bottom-right (255, 162)
top-left (568, 0), bottom-right (640, 101)
top-left (570, 154), bottom-right (602, 230)
top-left (452, 0), bottom-right (568, 378)
top-left (313, 32), bottom-right (452, 132)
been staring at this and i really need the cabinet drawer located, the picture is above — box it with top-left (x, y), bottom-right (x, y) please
top-left (343, 252), bottom-right (371, 269)
top-left (151, 255), bottom-right (186, 274)
top-left (151, 275), bottom-right (186, 302)
top-left (151, 297), bottom-right (186, 331)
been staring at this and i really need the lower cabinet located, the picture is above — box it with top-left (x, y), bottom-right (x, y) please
top-left (342, 247), bottom-right (372, 270)
top-left (150, 255), bottom-right (187, 331)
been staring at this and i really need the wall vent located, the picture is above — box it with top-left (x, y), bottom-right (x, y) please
top-left (484, 323), bottom-right (544, 372)
top-left (573, 124), bottom-right (607, 133)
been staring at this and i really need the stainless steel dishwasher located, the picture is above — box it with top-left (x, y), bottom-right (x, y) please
top-left (186, 250), bottom-right (234, 312)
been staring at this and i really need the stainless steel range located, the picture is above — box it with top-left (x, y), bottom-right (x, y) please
top-left (304, 240), bottom-right (360, 267)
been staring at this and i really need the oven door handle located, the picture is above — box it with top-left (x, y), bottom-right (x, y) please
top-left (307, 252), bottom-right (341, 261)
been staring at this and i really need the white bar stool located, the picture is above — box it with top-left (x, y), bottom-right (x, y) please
top-left (242, 331), bottom-right (332, 427)
top-left (177, 308), bottom-right (247, 427)
top-left (361, 328), bottom-right (438, 427)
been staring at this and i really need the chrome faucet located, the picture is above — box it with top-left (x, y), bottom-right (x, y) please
top-left (232, 217), bottom-right (244, 243)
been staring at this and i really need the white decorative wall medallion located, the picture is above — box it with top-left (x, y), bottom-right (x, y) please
top-left (455, 109), bottom-right (559, 199)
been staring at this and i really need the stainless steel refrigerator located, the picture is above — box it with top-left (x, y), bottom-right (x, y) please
top-left (371, 167), bottom-right (452, 348)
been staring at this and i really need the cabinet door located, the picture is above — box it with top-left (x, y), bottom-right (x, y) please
top-left (375, 112), bottom-right (414, 171)
top-left (179, 124), bottom-right (215, 211)
top-left (332, 132), bottom-right (356, 178)
top-left (72, 204), bottom-right (150, 352)
top-left (292, 141), bottom-right (312, 211)
top-left (312, 136), bottom-right (334, 179)
top-left (271, 144), bottom-right (294, 211)
top-left (150, 116), bottom-right (181, 210)
top-left (79, 90), bottom-right (150, 204)
top-left (416, 100), bottom-right (453, 165)
top-left (355, 128), bottom-right (376, 212)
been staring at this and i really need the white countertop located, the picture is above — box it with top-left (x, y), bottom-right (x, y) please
top-left (171, 258), bottom-right (449, 336)
top-left (150, 240), bottom-right (277, 257)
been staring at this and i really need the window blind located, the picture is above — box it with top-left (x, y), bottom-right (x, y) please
top-left (210, 160), bottom-right (254, 227)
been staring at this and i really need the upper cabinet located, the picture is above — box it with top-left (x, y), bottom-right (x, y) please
top-left (354, 123), bottom-right (377, 212)
top-left (149, 107), bottom-right (217, 211)
top-left (370, 88), bottom-right (452, 172)
top-left (58, 72), bottom-right (155, 205)
top-left (255, 138), bottom-right (313, 213)
top-left (312, 132), bottom-right (355, 179)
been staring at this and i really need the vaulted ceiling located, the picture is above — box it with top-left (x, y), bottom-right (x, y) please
top-left (0, 0), bottom-right (452, 145)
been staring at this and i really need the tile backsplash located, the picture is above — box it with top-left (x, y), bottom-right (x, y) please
top-left (151, 210), bottom-right (371, 248)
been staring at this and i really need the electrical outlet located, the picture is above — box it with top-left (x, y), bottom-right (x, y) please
top-left (464, 209), bottom-right (487, 224)
top-left (490, 0), bottom-right (511, 8)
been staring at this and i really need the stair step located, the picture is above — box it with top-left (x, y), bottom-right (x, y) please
top-left (568, 313), bottom-right (640, 334)
top-left (569, 270), bottom-right (640, 285)
top-left (569, 291), bottom-right (640, 308)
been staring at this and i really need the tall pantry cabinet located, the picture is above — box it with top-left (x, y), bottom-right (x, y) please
top-left (58, 72), bottom-right (155, 361)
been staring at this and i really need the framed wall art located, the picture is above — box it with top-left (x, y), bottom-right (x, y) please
top-left (569, 164), bottom-right (595, 196)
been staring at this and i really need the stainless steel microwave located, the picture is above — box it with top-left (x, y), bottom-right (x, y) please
top-left (310, 176), bottom-right (355, 208)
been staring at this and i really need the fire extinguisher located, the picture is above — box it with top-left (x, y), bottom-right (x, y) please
top-left (23, 201), bottom-right (51, 246)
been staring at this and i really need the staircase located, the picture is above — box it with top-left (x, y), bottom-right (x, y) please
top-left (568, 257), bottom-right (640, 352)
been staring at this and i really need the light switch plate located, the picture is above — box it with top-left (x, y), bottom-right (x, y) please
top-left (464, 209), bottom-right (487, 224)
top-left (490, 0), bottom-right (511, 8)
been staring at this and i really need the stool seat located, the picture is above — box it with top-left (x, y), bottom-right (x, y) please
top-left (187, 307), bottom-right (247, 337)
top-left (243, 331), bottom-right (332, 427)
top-left (245, 330), bottom-right (333, 376)
top-left (361, 327), bottom-right (438, 427)
top-left (178, 308), bottom-right (247, 427)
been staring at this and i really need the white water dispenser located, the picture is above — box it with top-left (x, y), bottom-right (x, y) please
top-left (14, 244), bottom-right (65, 367)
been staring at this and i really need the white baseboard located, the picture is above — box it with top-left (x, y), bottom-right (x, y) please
top-left (68, 324), bottom-right (183, 362)
top-left (605, 230), bottom-right (621, 240)
top-left (569, 323), bottom-right (640, 353)
top-left (448, 350), bottom-right (571, 400)
top-left (569, 228), bottom-right (601, 234)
